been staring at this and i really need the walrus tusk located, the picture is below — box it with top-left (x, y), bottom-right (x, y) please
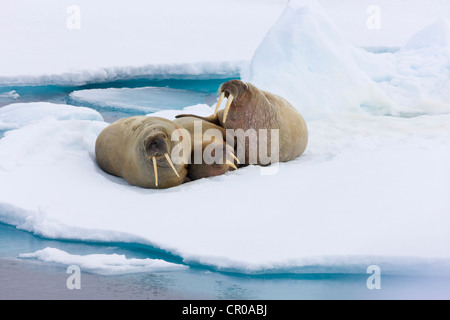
top-left (152, 156), bottom-right (158, 187)
top-left (230, 152), bottom-right (240, 164)
top-left (225, 160), bottom-right (237, 170)
top-left (222, 94), bottom-right (234, 124)
top-left (213, 92), bottom-right (225, 117)
top-left (164, 153), bottom-right (180, 178)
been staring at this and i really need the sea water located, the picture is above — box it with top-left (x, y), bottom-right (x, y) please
top-left (0, 78), bottom-right (231, 123)
top-left (1, 222), bottom-right (449, 300)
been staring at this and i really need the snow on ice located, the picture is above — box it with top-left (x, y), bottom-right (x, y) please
top-left (0, 0), bottom-right (449, 275)
top-left (0, 0), bottom-right (283, 86)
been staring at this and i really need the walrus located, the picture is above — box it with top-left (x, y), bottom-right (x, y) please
top-left (173, 116), bottom-right (238, 180)
top-left (176, 80), bottom-right (308, 165)
top-left (95, 116), bottom-right (188, 189)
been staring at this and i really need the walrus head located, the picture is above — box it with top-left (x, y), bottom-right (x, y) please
top-left (213, 79), bottom-right (251, 123)
top-left (187, 140), bottom-right (237, 180)
top-left (144, 131), bottom-right (169, 158)
top-left (140, 121), bottom-right (184, 187)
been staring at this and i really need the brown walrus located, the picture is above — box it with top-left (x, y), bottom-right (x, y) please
top-left (176, 79), bottom-right (308, 165)
top-left (95, 116), bottom-right (188, 189)
top-left (173, 116), bottom-right (238, 181)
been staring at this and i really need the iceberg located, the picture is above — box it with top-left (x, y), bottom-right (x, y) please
top-left (242, 0), bottom-right (397, 119)
top-left (404, 18), bottom-right (450, 50)
top-left (19, 247), bottom-right (188, 275)
top-left (375, 19), bottom-right (450, 116)
top-left (244, 0), bottom-right (450, 118)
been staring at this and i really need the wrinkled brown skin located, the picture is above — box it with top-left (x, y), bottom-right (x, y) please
top-left (174, 116), bottom-right (234, 181)
top-left (176, 80), bottom-right (308, 165)
top-left (95, 116), bottom-right (188, 189)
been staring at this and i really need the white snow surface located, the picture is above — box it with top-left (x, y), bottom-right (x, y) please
top-left (0, 102), bottom-right (103, 133)
top-left (0, 101), bottom-right (449, 275)
top-left (0, 0), bottom-right (284, 86)
top-left (0, 0), bottom-right (450, 275)
top-left (19, 247), bottom-right (188, 275)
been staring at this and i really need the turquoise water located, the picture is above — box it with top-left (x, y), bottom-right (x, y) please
top-left (1, 222), bottom-right (449, 300)
top-left (0, 77), bottom-right (234, 123)
top-left (1, 77), bottom-right (449, 299)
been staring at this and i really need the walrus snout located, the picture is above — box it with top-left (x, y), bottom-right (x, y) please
top-left (219, 79), bottom-right (248, 99)
top-left (144, 133), bottom-right (168, 157)
top-left (213, 80), bottom-right (249, 124)
top-left (143, 132), bottom-right (181, 187)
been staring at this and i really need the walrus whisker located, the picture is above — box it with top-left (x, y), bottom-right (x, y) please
top-left (152, 156), bottom-right (158, 187)
top-left (222, 94), bottom-right (234, 124)
top-left (164, 153), bottom-right (180, 178)
top-left (213, 92), bottom-right (225, 117)
top-left (225, 160), bottom-right (237, 170)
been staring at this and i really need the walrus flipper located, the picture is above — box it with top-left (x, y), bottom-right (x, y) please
top-left (175, 113), bottom-right (221, 126)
